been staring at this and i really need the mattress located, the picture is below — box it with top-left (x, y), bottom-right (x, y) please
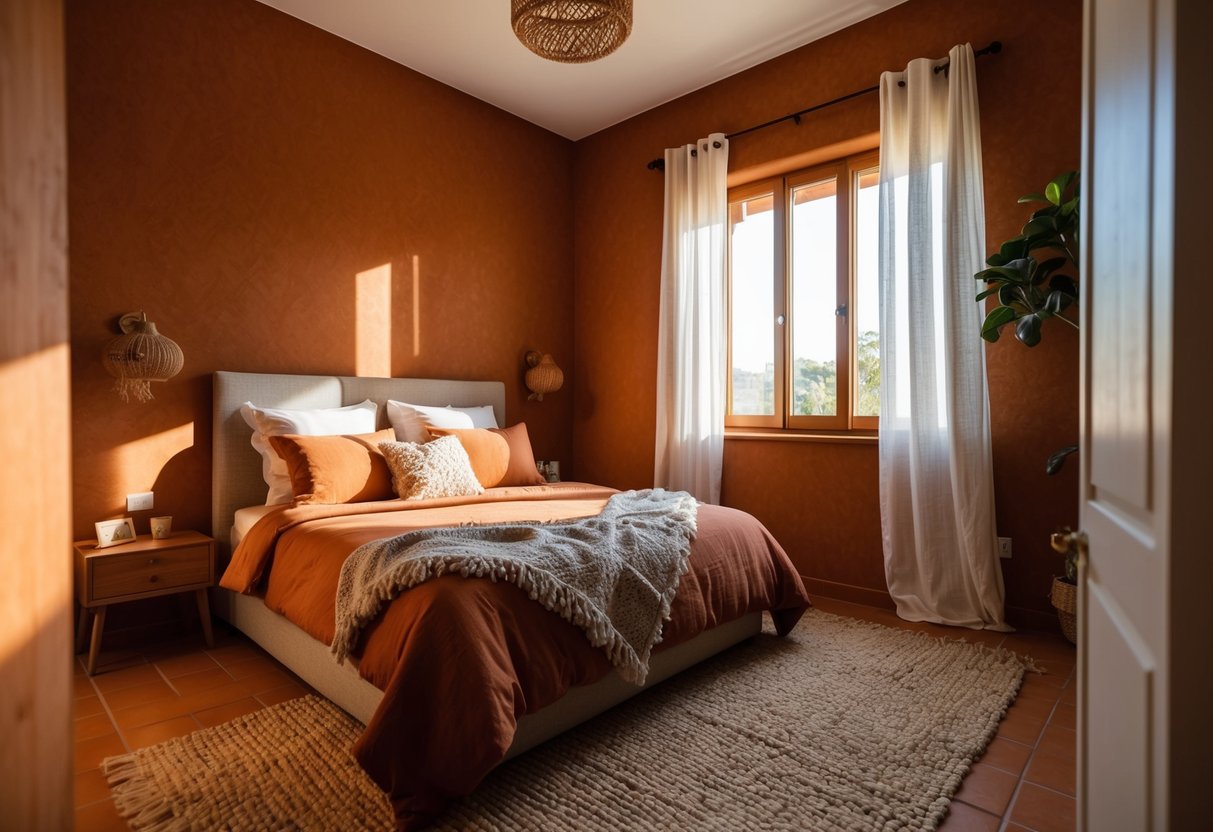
top-left (231, 504), bottom-right (277, 548)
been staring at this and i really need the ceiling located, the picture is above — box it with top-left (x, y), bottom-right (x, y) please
top-left (255, 0), bottom-right (909, 140)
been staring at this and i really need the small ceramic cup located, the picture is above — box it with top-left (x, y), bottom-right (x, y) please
top-left (150, 515), bottom-right (173, 540)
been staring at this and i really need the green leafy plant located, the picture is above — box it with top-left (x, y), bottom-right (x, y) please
top-left (976, 171), bottom-right (1080, 346)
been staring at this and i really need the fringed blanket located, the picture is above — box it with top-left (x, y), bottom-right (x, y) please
top-left (332, 489), bottom-right (698, 684)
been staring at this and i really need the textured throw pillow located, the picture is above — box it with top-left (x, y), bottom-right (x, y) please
top-left (379, 436), bottom-right (485, 500)
top-left (490, 423), bottom-right (546, 486)
top-left (240, 400), bottom-right (379, 505)
top-left (426, 428), bottom-right (511, 488)
top-left (268, 429), bottom-right (396, 505)
top-left (386, 400), bottom-right (499, 444)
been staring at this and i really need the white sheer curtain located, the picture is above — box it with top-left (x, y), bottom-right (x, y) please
top-left (654, 133), bottom-right (729, 504)
top-left (877, 45), bottom-right (1008, 629)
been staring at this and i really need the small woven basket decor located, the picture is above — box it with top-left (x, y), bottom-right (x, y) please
top-left (511, 0), bottom-right (632, 63)
top-left (102, 314), bottom-right (184, 403)
top-left (525, 353), bottom-right (564, 401)
top-left (1051, 577), bottom-right (1078, 645)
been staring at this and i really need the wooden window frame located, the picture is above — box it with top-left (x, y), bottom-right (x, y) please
top-left (725, 148), bottom-right (880, 434)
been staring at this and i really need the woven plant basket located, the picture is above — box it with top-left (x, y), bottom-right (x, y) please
top-left (1051, 577), bottom-right (1078, 645)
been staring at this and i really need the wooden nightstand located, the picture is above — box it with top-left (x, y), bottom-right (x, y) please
top-left (73, 530), bottom-right (216, 675)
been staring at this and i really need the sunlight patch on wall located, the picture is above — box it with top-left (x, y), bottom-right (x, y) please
top-left (110, 422), bottom-right (195, 512)
top-left (356, 264), bottom-right (392, 378)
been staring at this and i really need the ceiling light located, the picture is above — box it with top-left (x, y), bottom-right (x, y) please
top-left (511, 0), bottom-right (632, 64)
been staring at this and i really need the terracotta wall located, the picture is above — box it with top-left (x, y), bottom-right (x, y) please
top-left (66, 0), bottom-right (575, 552)
top-left (572, 0), bottom-right (1082, 623)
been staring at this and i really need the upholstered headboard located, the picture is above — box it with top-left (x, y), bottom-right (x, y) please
top-left (211, 371), bottom-right (505, 557)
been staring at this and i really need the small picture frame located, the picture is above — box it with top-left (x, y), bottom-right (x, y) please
top-left (95, 517), bottom-right (137, 549)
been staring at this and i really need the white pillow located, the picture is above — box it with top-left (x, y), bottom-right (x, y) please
top-left (379, 436), bottom-right (485, 501)
top-left (386, 400), bottom-right (499, 444)
top-left (240, 400), bottom-right (378, 505)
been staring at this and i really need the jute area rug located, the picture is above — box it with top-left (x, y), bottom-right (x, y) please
top-left (103, 610), bottom-right (1030, 831)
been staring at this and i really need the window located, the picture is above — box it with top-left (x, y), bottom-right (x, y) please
top-left (727, 150), bottom-right (880, 432)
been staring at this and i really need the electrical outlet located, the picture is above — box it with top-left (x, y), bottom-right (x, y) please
top-left (998, 537), bottom-right (1012, 559)
top-left (126, 491), bottom-right (154, 512)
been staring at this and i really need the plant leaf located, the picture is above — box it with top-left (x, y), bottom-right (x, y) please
top-left (1050, 274), bottom-right (1078, 299)
top-left (976, 286), bottom-right (1000, 301)
top-left (1044, 290), bottom-right (1074, 314)
top-left (1045, 181), bottom-right (1062, 205)
top-left (1015, 313), bottom-right (1043, 346)
top-left (1018, 193), bottom-right (1047, 204)
top-left (982, 306), bottom-right (1018, 342)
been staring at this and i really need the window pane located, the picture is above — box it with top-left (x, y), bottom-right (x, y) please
top-left (855, 166), bottom-right (880, 417)
top-left (789, 178), bottom-right (837, 417)
top-left (729, 194), bottom-right (775, 416)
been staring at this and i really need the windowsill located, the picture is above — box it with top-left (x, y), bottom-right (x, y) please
top-left (725, 429), bottom-right (878, 444)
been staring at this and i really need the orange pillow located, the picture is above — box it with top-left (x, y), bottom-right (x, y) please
top-left (268, 429), bottom-right (396, 504)
top-left (426, 428), bottom-right (510, 488)
top-left (490, 423), bottom-right (547, 486)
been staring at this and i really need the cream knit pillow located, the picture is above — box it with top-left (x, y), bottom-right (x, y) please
top-left (379, 436), bottom-right (485, 500)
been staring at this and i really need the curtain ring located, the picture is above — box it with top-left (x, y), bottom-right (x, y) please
top-left (690, 148), bottom-right (698, 157)
top-left (712, 140), bottom-right (721, 149)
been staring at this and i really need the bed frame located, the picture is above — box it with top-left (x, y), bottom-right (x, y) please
top-left (211, 370), bottom-right (760, 758)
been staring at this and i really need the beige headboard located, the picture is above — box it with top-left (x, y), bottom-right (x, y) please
top-left (211, 371), bottom-right (505, 557)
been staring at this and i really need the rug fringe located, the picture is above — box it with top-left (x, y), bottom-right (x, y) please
top-left (103, 753), bottom-right (189, 831)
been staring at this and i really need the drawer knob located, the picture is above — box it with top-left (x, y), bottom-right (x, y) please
top-left (149, 575), bottom-right (159, 583)
top-left (147, 558), bottom-right (158, 565)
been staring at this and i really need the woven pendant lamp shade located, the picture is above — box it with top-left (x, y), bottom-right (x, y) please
top-left (102, 313), bottom-right (184, 403)
top-left (525, 353), bottom-right (564, 401)
top-left (511, 0), bottom-right (632, 64)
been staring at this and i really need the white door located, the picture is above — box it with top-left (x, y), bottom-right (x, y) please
top-left (1079, 1), bottom-right (1213, 829)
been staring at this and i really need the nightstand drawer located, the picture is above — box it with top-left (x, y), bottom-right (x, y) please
top-left (91, 544), bottom-right (211, 600)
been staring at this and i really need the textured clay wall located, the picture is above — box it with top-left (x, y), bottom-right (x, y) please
top-left (572, 0), bottom-right (1082, 625)
top-left (66, 0), bottom-right (575, 552)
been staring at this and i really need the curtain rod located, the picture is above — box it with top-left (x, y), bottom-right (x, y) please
top-left (645, 40), bottom-right (1002, 172)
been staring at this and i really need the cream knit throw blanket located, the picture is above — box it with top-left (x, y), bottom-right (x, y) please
top-left (331, 489), bottom-right (698, 684)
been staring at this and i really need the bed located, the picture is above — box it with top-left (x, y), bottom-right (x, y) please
top-left (211, 370), bottom-right (810, 829)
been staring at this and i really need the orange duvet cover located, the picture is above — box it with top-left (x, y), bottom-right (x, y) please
top-left (220, 483), bottom-right (810, 829)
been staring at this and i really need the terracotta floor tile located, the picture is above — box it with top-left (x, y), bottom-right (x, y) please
top-left (1016, 673), bottom-right (1064, 704)
top-left (205, 642), bottom-right (266, 667)
top-left (1006, 825), bottom-right (1033, 831)
top-left (73, 673), bottom-right (97, 699)
top-left (75, 798), bottom-right (130, 832)
top-left (1025, 748), bottom-right (1076, 796)
top-left (233, 667), bottom-right (295, 695)
top-left (90, 650), bottom-right (149, 676)
top-left (74, 712), bottom-right (117, 743)
top-left (1008, 782), bottom-right (1076, 832)
top-left (74, 696), bottom-right (106, 720)
top-left (153, 650), bottom-right (220, 678)
top-left (122, 715), bottom-right (200, 750)
top-left (101, 676), bottom-right (178, 712)
top-left (194, 696), bottom-right (264, 728)
top-left (90, 662), bottom-right (159, 694)
top-left (181, 680), bottom-right (258, 712)
top-left (110, 694), bottom-right (193, 731)
top-left (74, 733), bottom-right (126, 774)
top-left (975, 736), bottom-right (1032, 776)
top-left (1051, 703), bottom-right (1076, 730)
top-left (169, 666), bottom-right (234, 696)
top-left (937, 800), bottom-right (1001, 832)
top-left (74, 768), bottom-right (112, 807)
top-left (222, 654), bottom-right (283, 680)
top-left (1037, 724), bottom-right (1077, 759)
top-left (256, 682), bottom-right (310, 707)
top-left (952, 763), bottom-right (1019, 816)
top-left (996, 702), bottom-right (1050, 746)
top-left (1061, 680), bottom-right (1077, 706)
